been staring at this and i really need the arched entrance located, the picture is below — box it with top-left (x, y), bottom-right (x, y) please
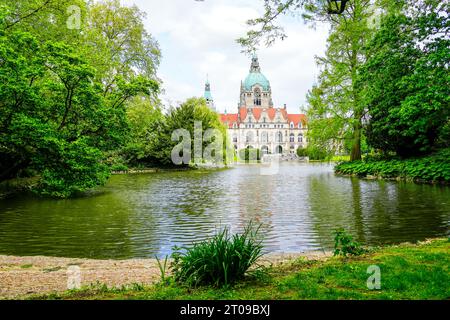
top-left (275, 145), bottom-right (283, 154)
top-left (261, 145), bottom-right (269, 154)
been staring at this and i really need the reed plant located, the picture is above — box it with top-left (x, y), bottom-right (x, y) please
top-left (170, 222), bottom-right (264, 287)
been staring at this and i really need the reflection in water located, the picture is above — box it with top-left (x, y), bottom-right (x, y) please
top-left (0, 163), bottom-right (448, 259)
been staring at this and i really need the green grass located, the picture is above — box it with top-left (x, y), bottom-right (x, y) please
top-left (330, 155), bottom-right (350, 162)
top-left (32, 239), bottom-right (449, 300)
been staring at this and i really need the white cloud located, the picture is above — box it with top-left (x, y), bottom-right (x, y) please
top-left (121, 0), bottom-right (329, 114)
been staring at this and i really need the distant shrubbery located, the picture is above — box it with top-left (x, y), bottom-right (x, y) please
top-left (335, 149), bottom-right (450, 183)
top-left (296, 147), bottom-right (308, 157)
top-left (306, 145), bottom-right (328, 161)
top-left (170, 223), bottom-right (264, 287)
top-left (295, 145), bottom-right (328, 160)
top-left (239, 148), bottom-right (261, 162)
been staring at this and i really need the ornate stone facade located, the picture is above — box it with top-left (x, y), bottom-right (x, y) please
top-left (206, 54), bottom-right (307, 155)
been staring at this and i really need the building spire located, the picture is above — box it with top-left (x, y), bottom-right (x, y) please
top-left (203, 75), bottom-right (215, 112)
top-left (205, 74), bottom-right (210, 91)
top-left (250, 50), bottom-right (261, 73)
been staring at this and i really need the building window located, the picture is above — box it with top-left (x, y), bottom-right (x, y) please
top-left (290, 122), bottom-right (294, 129)
top-left (298, 123), bottom-right (302, 129)
top-left (290, 133), bottom-right (295, 143)
top-left (261, 132), bottom-right (268, 143)
top-left (276, 131), bottom-right (283, 143)
top-left (233, 135), bottom-right (238, 143)
top-left (246, 132), bottom-right (254, 143)
top-left (298, 135), bottom-right (303, 143)
top-left (254, 88), bottom-right (261, 106)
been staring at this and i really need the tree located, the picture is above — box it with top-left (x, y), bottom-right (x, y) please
top-left (360, 0), bottom-right (450, 157)
top-left (118, 96), bottom-right (164, 167)
top-left (1, 0), bottom-right (88, 42)
top-left (85, 0), bottom-right (160, 100)
top-left (0, 0), bottom-right (161, 197)
top-left (0, 30), bottom-right (114, 197)
top-left (308, 0), bottom-right (374, 161)
top-left (149, 98), bottom-right (229, 167)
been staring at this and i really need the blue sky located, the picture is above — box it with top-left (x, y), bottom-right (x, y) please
top-left (122, 0), bottom-right (330, 114)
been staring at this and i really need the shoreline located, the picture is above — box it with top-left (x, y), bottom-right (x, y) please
top-left (0, 251), bottom-right (332, 299)
top-left (335, 172), bottom-right (450, 186)
top-left (334, 150), bottom-right (450, 185)
top-left (5, 238), bottom-right (447, 300)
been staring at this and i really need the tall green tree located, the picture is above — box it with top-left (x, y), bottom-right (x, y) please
top-left (0, 30), bottom-right (114, 197)
top-left (0, 1), bottom-right (161, 197)
top-left (360, 0), bottom-right (450, 157)
top-left (85, 0), bottom-right (160, 101)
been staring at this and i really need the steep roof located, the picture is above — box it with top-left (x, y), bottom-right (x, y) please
top-left (220, 107), bottom-right (307, 127)
top-left (220, 113), bottom-right (238, 128)
top-left (287, 114), bottom-right (307, 126)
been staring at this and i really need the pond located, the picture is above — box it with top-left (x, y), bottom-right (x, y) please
top-left (0, 163), bottom-right (449, 259)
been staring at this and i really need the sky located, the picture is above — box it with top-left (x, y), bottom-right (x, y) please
top-left (121, 0), bottom-right (330, 114)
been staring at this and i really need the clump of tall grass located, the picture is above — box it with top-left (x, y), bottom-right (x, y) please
top-left (170, 222), bottom-right (264, 287)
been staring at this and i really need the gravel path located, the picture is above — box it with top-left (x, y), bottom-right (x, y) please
top-left (0, 252), bottom-right (331, 299)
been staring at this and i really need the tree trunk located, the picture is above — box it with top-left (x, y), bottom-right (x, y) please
top-left (350, 120), bottom-right (362, 161)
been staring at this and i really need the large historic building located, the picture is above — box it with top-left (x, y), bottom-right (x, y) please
top-left (204, 53), bottom-right (307, 155)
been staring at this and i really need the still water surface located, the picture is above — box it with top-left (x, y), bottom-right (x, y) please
top-left (0, 163), bottom-right (448, 259)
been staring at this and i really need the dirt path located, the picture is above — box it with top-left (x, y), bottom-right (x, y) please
top-left (0, 252), bottom-right (331, 299)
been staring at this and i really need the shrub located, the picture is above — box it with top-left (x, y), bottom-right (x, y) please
top-left (170, 222), bottom-right (264, 287)
top-left (333, 229), bottom-right (365, 257)
top-left (239, 148), bottom-right (261, 162)
top-left (296, 147), bottom-right (307, 157)
top-left (110, 163), bottom-right (129, 172)
top-left (335, 148), bottom-right (450, 183)
top-left (306, 145), bottom-right (328, 161)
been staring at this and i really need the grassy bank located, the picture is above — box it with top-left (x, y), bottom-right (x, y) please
top-left (35, 238), bottom-right (449, 300)
top-left (335, 149), bottom-right (450, 184)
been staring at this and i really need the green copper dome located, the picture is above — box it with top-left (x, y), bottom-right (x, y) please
top-left (243, 53), bottom-right (270, 91)
top-left (243, 72), bottom-right (270, 91)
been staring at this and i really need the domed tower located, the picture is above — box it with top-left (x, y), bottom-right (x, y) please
top-left (204, 76), bottom-right (216, 112)
top-left (240, 53), bottom-right (273, 109)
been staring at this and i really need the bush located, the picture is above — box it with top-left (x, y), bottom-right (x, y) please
top-left (170, 222), bottom-right (264, 287)
top-left (296, 147), bottom-right (307, 157)
top-left (335, 148), bottom-right (450, 183)
top-left (306, 145), bottom-right (327, 161)
top-left (239, 148), bottom-right (261, 162)
top-left (333, 229), bottom-right (365, 257)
